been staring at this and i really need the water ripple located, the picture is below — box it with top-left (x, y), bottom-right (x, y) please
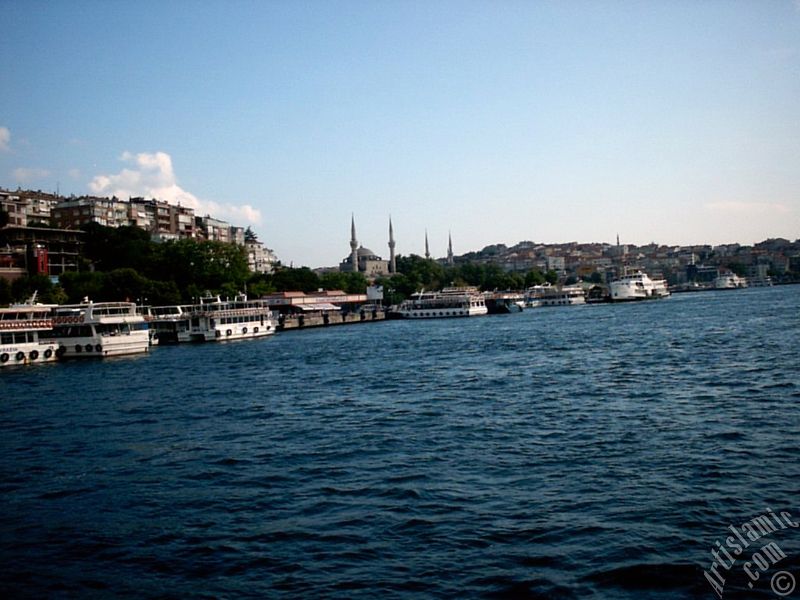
top-left (1, 287), bottom-right (799, 598)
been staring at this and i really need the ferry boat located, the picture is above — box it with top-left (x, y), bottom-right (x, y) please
top-left (178, 294), bottom-right (276, 342)
top-left (0, 296), bottom-right (59, 367)
top-left (51, 301), bottom-right (150, 358)
top-left (524, 284), bottom-right (586, 308)
top-left (483, 291), bottom-right (525, 314)
top-left (145, 304), bottom-right (192, 345)
top-left (609, 271), bottom-right (670, 302)
top-left (714, 272), bottom-right (748, 289)
top-left (391, 287), bottom-right (488, 319)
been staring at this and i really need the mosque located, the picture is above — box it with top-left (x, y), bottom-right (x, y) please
top-left (339, 216), bottom-right (393, 276)
top-left (338, 216), bottom-right (454, 276)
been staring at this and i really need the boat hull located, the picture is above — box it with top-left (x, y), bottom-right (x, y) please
top-left (57, 331), bottom-right (151, 358)
top-left (393, 306), bottom-right (488, 319)
top-left (179, 321), bottom-right (276, 343)
top-left (0, 341), bottom-right (60, 367)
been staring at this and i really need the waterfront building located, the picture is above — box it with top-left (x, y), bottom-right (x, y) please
top-left (0, 190), bottom-right (25, 227)
top-left (246, 239), bottom-right (278, 274)
top-left (262, 290), bottom-right (371, 315)
top-left (0, 226), bottom-right (83, 280)
top-left (129, 197), bottom-right (196, 240)
top-left (339, 216), bottom-right (390, 277)
top-left (51, 196), bottom-right (130, 229)
top-left (0, 189), bottom-right (62, 227)
top-left (195, 215), bottom-right (233, 243)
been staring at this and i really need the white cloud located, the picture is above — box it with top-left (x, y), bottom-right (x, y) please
top-left (704, 201), bottom-right (791, 215)
top-left (13, 167), bottom-right (51, 184)
top-left (89, 151), bottom-right (262, 226)
top-left (0, 126), bottom-right (10, 152)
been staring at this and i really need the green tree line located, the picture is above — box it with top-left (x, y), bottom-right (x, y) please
top-left (1, 223), bottom-right (371, 305)
top-left (375, 255), bottom-right (558, 305)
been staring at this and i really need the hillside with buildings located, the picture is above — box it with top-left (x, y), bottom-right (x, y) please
top-left (448, 237), bottom-right (800, 288)
top-left (0, 187), bottom-right (278, 281)
top-left (2, 186), bottom-right (799, 306)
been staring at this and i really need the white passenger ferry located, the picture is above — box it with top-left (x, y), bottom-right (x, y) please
top-left (483, 291), bottom-right (525, 314)
top-left (178, 294), bottom-right (276, 342)
top-left (714, 272), bottom-right (748, 289)
top-left (51, 301), bottom-right (150, 358)
top-left (609, 271), bottom-right (670, 302)
top-left (0, 297), bottom-right (59, 367)
top-left (524, 284), bottom-right (586, 308)
top-left (391, 287), bottom-right (488, 319)
top-left (146, 304), bottom-right (192, 345)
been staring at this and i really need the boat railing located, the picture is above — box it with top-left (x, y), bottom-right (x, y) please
top-left (0, 318), bottom-right (53, 330)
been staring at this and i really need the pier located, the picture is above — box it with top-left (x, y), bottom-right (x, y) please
top-left (278, 308), bottom-right (385, 331)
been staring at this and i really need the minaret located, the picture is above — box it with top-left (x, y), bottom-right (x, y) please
top-left (350, 214), bottom-right (359, 272)
top-left (447, 231), bottom-right (454, 266)
top-left (388, 217), bottom-right (396, 273)
top-left (425, 230), bottom-right (430, 260)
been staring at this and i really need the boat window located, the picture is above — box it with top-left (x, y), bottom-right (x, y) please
top-left (1, 333), bottom-right (12, 344)
top-left (55, 325), bottom-right (93, 337)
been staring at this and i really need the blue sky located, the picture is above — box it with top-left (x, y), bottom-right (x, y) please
top-left (1, 0), bottom-right (799, 267)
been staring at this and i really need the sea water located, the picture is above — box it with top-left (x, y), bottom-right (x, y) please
top-left (2, 286), bottom-right (799, 598)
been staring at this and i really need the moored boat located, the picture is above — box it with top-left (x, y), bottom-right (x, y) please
top-left (179, 294), bottom-right (276, 342)
top-left (484, 291), bottom-right (525, 314)
top-left (390, 287), bottom-right (488, 319)
top-left (51, 301), bottom-right (150, 358)
top-left (145, 304), bottom-right (192, 345)
top-left (714, 272), bottom-right (748, 289)
top-left (524, 284), bottom-right (586, 307)
top-left (609, 271), bottom-right (670, 302)
top-left (0, 297), bottom-right (59, 366)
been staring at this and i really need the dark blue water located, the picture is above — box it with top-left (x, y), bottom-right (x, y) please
top-left (2, 287), bottom-right (800, 598)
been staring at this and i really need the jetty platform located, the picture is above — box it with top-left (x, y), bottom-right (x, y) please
top-left (278, 309), bottom-right (385, 331)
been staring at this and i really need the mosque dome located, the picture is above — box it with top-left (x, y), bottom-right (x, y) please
top-left (357, 246), bottom-right (378, 258)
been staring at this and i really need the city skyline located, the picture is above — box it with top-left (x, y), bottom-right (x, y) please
top-left (2, 1), bottom-right (799, 268)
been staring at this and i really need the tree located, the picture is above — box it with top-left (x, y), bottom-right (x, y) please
top-left (319, 271), bottom-right (349, 291)
top-left (58, 271), bottom-right (106, 303)
top-left (343, 272), bottom-right (368, 294)
top-left (0, 278), bottom-right (11, 305)
top-left (524, 269), bottom-right (546, 287)
top-left (244, 226), bottom-right (258, 243)
top-left (101, 268), bottom-right (149, 302)
top-left (271, 267), bottom-right (320, 293)
top-left (153, 239), bottom-right (250, 301)
top-left (395, 254), bottom-right (445, 289)
top-left (244, 275), bottom-right (274, 298)
top-left (81, 222), bottom-right (154, 274)
top-left (10, 274), bottom-right (62, 304)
